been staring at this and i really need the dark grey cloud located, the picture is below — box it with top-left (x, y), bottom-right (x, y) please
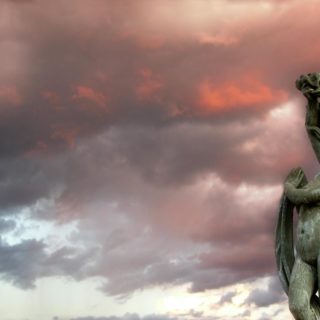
top-left (0, 104), bottom-right (303, 211)
top-left (244, 276), bottom-right (285, 307)
top-left (0, 235), bottom-right (96, 289)
top-left (0, 239), bottom-right (46, 288)
top-left (0, 119), bottom-right (296, 295)
top-left (0, 156), bottom-right (64, 213)
top-left (0, 116), bottom-right (303, 297)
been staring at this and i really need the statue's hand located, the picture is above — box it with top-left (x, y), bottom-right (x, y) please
top-left (284, 167), bottom-right (307, 190)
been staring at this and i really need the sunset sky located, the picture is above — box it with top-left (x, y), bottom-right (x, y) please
top-left (2, 0), bottom-right (320, 319)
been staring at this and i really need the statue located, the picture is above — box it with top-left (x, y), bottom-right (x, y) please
top-left (276, 72), bottom-right (320, 319)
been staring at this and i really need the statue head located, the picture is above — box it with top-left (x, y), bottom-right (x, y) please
top-left (296, 72), bottom-right (320, 99)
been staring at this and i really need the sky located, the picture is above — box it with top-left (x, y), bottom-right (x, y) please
top-left (1, 0), bottom-right (320, 319)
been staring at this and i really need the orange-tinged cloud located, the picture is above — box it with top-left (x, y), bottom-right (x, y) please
top-left (72, 86), bottom-right (108, 108)
top-left (198, 75), bottom-right (288, 113)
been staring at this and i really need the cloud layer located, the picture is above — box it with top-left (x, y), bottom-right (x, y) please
top-left (1, 0), bottom-right (320, 319)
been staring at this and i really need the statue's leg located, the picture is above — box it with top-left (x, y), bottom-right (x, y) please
top-left (289, 256), bottom-right (317, 320)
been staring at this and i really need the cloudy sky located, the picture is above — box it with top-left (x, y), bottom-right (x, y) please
top-left (1, 0), bottom-right (320, 319)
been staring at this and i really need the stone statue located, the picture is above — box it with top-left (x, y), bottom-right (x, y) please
top-left (276, 73), bottom-right (320, 319)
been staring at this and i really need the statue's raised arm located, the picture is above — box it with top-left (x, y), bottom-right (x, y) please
top-left (296, 73), bottom-right (320, 162)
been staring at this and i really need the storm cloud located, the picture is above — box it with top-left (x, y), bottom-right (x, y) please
top-left (0, 1), bottom-right (318, 319)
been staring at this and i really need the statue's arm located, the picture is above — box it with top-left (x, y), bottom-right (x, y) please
top-left (283, 167), bottom-right (309, 205)
top-left (285, 183), bottom-right (320, 205)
